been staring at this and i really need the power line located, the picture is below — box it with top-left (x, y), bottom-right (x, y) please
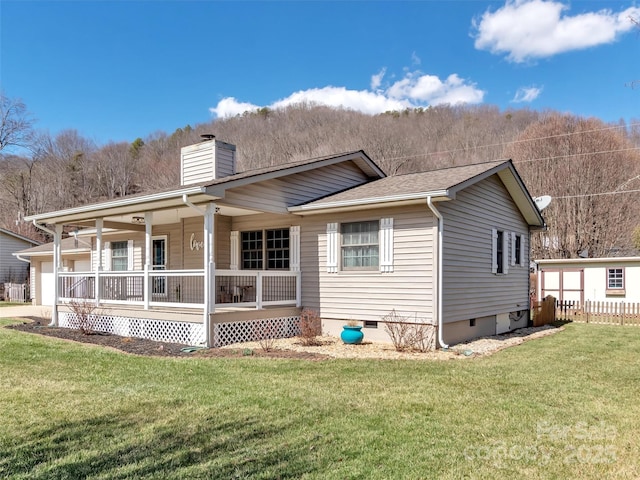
top-left (381, 121), bottom-right (640, 166)
top-left (512, 146), bottom-right (640, 164)
top-left (553, 189), bottom-right (640, 200)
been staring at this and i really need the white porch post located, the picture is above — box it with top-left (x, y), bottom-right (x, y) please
top-left (95, 218), bottom-right (103, 305)
top-left (144, 212), bottom-right (153, 310)
top-left (51, 224), bottom-right (62, 327)
top-left (203, 203), bottom-right (216, 346)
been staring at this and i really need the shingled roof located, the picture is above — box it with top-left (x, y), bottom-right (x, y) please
top-left (290, 159), bottom-right (545, 227)
top-left (299, 160), bottom-right (507, 206)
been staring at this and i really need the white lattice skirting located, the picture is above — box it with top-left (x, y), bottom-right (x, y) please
top-left (213, 316), bottom-right (301, 347)
top-left (59, 312), bottom-right (206, 346)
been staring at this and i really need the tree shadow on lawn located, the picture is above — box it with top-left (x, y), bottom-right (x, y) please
top-left (2, 407), bottom-right (323, 479)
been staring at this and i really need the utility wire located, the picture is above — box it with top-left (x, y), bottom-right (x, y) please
top-left (380, 121), bottom-right (640, 165)
top-left (553, 189), bottom-right (640, 199)
top-left (512, 146), bottom-right (640, 164)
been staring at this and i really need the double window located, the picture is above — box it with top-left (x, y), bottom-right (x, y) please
top-left (241, 228), bottom-right (290, 270)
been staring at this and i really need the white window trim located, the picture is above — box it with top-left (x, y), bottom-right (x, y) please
top-left (503, 232), bottom-right (509, 275)
top-left (104, 240), bottom-right (133, 271)
top-left (491, 228), bottom-right (509, 275)
top-left (230, 231), bottom-right (239, 270)
top-left (327, 223), bottom-right (338, 273)
top-left (239, 228), bottom-right (292, 271)
top-left (607, 267), bottom-right (625, 290)
top-left (519, 234), bottom-right (526, 266)
top-left (127, 239), bottom-right (135, 271)
top-left (327, 219), bottom-right (394, 273)
top-left (290, 225), bottom-right (301, 272)
top-left (379, 218), bottom-right (394, 273)
top-left (491, 229), bottom-right (497, 274)
top-left (104, 241), bottom-right (111, 271)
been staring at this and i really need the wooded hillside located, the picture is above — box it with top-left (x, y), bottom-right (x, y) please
top-left (1, 95), bottom-right (639, 259)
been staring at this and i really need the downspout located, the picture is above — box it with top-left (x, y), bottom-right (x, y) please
top-left (426, 197), bottom-right (449, 349)
top-left (182, 194), bottom-right (206, 215)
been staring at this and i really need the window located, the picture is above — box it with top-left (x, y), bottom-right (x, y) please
top-left (492, 229), bottom-right (509, 274)
top-left (111, 241), bottom-right (129, 271)
top-left (266, 229), bottom-right (290, 269)
top-left (496, 231), bottom-right (504, 274)
top-left (241, 231), bottom-right (263, 270)
top-left (514, 235), bottom-right (522, 266)
top-left (607, 268), bottom-right (624, 289)
top-left (341, 221), bottom-right (379, 270)
top-left (241, 229), bottom-right (289, 270)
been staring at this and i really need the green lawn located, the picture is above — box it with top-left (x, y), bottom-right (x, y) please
top-left (1, 320), bottom-right (639, 479)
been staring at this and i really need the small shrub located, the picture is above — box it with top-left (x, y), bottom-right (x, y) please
top-left (67, 298), bottom-right (99, 335)
top-left (409, 320), bottom-right (437, 352)
top-left (253, 319), bottom-right (278, 352)
top-left (382, 309), bottom-right (412, 351)
top-left (299, 308), bottom-right (322, 346)
top-left (382, 310), bottom-right (437, 352)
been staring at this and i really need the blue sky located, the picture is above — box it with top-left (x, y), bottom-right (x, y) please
top-left (1, 0), bottom-right (639, 146)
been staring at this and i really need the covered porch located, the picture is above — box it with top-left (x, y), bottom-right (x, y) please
top-left (28, 185), bottom-right (303, 347)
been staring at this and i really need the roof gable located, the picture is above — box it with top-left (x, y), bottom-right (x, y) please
top-left (24, 151), bottom-right (385, 225)
top-left (290, 160), bottom-right (545, 228)
top-left (0, 227), bottom-right (41, 246)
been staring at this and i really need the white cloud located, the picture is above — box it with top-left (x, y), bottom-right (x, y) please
top-left (473, 0), bottom-right (640, 63)
top-left (411, 51), bottom-right (421, 65)
top-left (209, 97), bottom-right (259, 118)
top-left (210, 69), bottom-right (485, 118)
top-left (370, 68), bottom-right (386, 91)
top-left (512, 86), bottom-right (543, 103)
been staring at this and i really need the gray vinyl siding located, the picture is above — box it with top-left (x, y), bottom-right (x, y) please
top-left (223, 162), bottom-right (370, 213)
top-left (0, 233), bottom-right (36, 282)
top-left (300, 205), bottom-right (435, 323)
top-left (439, 174), bottom-right (530, 324)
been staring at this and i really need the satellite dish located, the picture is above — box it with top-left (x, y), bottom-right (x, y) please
top-left (534, 195), bottom-right (552, 211)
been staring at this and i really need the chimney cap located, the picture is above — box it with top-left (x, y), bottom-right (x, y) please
top-left (200, 134), bottom-right (215, 141)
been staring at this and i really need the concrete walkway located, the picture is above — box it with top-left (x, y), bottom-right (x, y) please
top-left (0, 305), bottom-right (49, 319)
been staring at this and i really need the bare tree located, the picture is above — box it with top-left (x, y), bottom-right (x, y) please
top-left (0, 93), bottom-right (34, 153)
top-left (506, 114), bottom-right (640, 259)
top-left (93, 142), bottom-right (140, 199)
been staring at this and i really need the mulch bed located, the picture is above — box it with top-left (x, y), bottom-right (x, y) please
top-left (6, 319), bottom-right (331, 361)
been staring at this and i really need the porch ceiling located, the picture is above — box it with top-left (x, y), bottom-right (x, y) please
top-left (94, 203), bottom-right (263, 227)
top-left (26, 190), bottom-right (263, 227)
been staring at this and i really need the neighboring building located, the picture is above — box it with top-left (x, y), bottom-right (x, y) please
top-left (18, 137), bottom-right (545, 347)
top-left (536, 257), bottom-right (640, 305)
top-left (16, 236), bottom-right (91, 306)
top-left (0, 227), bottom-right (40, 283)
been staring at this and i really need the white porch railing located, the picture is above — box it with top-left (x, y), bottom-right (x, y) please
top-left (58, 269), bottom-right (301, 310)
top-left (214, 270), bottom-right (301, 308)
